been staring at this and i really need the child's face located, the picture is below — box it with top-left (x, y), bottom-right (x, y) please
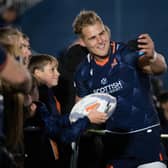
top-left (36, 62), bottom-right (60, 87)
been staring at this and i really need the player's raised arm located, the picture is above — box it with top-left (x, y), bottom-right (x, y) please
top-left (137, 34), bottom-right (167, 74)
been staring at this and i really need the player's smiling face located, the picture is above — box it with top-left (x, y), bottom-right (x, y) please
top-left (81, 22), bottom-right (110, 59)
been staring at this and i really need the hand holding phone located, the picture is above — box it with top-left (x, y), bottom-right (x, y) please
top-left (127, 38), bottom-right (145, 56)
top-left (127, 38), bottom-right (140, 51)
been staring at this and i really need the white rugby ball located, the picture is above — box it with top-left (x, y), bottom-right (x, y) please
top-left (69, 93), bottom-right (117, 123)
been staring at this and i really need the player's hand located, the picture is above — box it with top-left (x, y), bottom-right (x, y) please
top-left (137, 34), bottom-right (155, 61)
top-left (87, 104), bottom-right (108, 124)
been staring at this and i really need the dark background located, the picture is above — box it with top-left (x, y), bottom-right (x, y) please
top-left (18, 0), bottom-right (168, 87)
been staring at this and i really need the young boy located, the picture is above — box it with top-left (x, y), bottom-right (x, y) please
top-left (28, 54), bottom-right (107, 167)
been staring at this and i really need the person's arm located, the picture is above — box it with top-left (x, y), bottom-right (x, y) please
top-left (0, 47), bottom-right (32, 93)
top-left (34, 101), bottom-right (89, 143)
top-left (137, 34), bottom-right (167, 75)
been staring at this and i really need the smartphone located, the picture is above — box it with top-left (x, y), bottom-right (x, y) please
top-left (127, 39), bottom-right (140, 51)
top-left (127, 38), bottom-right (145, 56)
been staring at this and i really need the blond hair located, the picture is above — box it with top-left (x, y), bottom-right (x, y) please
top-left (0, 26), bottom-right (23, 58)
top-left (0, 27), bottom-right (25, 156)
top-left (73, 10), bottom-right (104, 36)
